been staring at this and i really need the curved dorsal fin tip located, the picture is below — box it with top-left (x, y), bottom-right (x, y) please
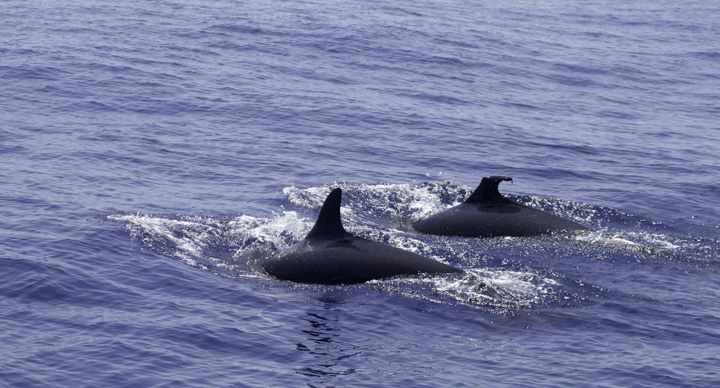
top-left (489, 176), bottom-right (513, 183)
top-left (464, 176), bottom-right (513, 204)
top-left (305, 187), bottom-right (346, 239)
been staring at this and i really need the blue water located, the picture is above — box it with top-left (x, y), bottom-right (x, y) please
top-left (2, 0), bottom-right (719, 386)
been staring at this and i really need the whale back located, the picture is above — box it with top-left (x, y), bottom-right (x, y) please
top-left (263, 187), bottom-right (462, 284)
top-left (413, 176), bottom-right (590, 238)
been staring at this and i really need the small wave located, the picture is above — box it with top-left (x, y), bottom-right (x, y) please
top-left (370, 267), bottom-right (568, 310)
top-left (687, 51), bottom-right (720, 60)
top-left (435, 268), bottom-right (562, 308)
top-left (210, 24), bottom-right (264, 35)
top-left (575, 230), bottom-right (684, 251)
top-left (227, 212), bottom-right (311, 252)
top-left (0, 65), bottom-right (70, 81)
top-left (573, 230), bottom-right (718, 265)
top-left (108, 213), bottom-right (216, 269)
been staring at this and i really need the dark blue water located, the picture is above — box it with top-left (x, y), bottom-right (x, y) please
top-left (2, 0), bottom-right (719, 386)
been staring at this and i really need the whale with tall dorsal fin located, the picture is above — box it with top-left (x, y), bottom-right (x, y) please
top-left (413, 176), bottom-right (590, 238)
top-left (262, 188), bottom-right (461, 285)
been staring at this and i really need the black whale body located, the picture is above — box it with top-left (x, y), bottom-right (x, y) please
top-left (262, 188), bottom-right (461, 285)
top-left (413, 176), bottom-right (590, 238)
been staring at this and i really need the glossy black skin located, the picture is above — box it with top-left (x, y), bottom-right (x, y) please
top-left (263, 188), bottom-right (461, 285)
top-left (413, 176), bottom-right (590, 238)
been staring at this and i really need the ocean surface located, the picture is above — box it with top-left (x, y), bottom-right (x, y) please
top-left (2, 0), bottom-right (719, 386)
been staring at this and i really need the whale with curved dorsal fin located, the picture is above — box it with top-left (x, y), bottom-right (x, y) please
top-left (413, 176), bottom-right (590, 238)
top-left (262, 188), bottom-right (461, 285)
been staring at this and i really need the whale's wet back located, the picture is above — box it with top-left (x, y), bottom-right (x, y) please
top-left (263, 188), bottom-right (461, 284)
top-left (413, 176), bottom-right (590, 238)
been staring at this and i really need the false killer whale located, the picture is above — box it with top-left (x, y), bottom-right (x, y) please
top-left (262, 188), bottom-right (461, 285)
top-left (413, 176), bottom-right (590, 238)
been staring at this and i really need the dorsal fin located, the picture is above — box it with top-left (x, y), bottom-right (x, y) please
top-left (305, 188), bottom-right (347, 239)
top-left (464, 176), bottom-right (514, 205)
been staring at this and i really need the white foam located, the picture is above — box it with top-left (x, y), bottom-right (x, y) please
top-left (434, 268), bottom-right (560, 308)
top-left (283, 182), bottom-right (461, 222)
top-left (575, 230), bottom-right (638, 247)
top-left (228, 211), bottom-right (311, 251)
top-left (575, 229), bottom-right (681, 252)
top-left (107, 213), bottom-right (211, 269)
top-left (373, 267), bottom-right (561, 309)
